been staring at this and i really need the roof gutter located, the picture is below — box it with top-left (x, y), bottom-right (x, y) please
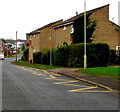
top-left (53, 22), bottom-right (74, 29)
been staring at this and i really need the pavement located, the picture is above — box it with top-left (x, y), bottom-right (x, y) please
top-left (47, 68), bottom-right (120, 93)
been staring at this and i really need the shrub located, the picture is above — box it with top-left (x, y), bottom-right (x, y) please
top-left (21, 48), bottom-right (29, 61)
top-left (41, 49), bottom-right (50, 65)
top-left (86, 43), bottom-right (110, 67)
top-left (67, 43), bottom-right (110, 67)
top-left (53, 46), bottom-right (70, 66)
top-left (33, 49), bottom-right (50, 65)
top-left (33, 51), bottom-right (41, 64)
top-left (33, 43), bottom-right (110, 68)
top-left (109, 50), bottom-right (120, 65)
top-left (67, 44), bottom-right (84, 67)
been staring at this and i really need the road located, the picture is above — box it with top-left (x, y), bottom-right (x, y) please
top-left (2, 57), bottom-right (119, 110)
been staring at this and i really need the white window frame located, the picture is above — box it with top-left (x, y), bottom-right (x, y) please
top-left (71, 25), bottom-right (74, 34)
top-left (116, 46), bottom-right (120, 56)
top-left (63, 26), bottom-right (66, 30)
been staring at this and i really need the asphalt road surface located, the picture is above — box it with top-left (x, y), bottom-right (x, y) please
top-left (1, 57), bottom-right (119, 110)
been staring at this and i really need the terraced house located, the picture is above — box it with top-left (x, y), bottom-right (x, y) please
top-left (26, 20), bottom-right (63, 62)
top-left (26, 4), bottom-right (120, 62)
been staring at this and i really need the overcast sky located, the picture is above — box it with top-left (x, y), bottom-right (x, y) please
top-left (0, 0), bottom-right (119, 40)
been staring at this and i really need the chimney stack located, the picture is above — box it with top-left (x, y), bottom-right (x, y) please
top-left (76, 12), bottom-right (78, 16)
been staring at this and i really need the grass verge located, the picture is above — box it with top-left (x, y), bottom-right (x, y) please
top-left (11, 61), bottom-right (62, 69)
top-left (5, 55), bottom-right (15, 58)
top-left (77, 67), bottom-right (120, 80)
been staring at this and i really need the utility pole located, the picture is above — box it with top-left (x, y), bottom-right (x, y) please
top-left (16, 31), bottom-right (17, 61)
top-left (84, 0), bottom-right (87, 69)
top-left (49, 37), bottom-right (52, 66)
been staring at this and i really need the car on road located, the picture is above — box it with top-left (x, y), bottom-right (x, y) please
top-left (0, 54), bottom-right (4, 60)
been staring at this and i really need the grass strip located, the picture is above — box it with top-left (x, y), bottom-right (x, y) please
top-left (11, 61), bottom-right (62, 69)
top-left (77, 67), bottom-right (120, 80)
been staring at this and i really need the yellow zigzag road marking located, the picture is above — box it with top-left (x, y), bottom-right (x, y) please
top-left (52, 73), bottom-right (61, 76)
top-left (16, 66), bottom-right (45, 76)
top-left (69, 86), bottom-right (98, 92)
top-left (41, 70), bottom-right (49, 74)
top-left (15, 66), bottom-right (112, 93)
top-left (45, 78), bottom-right (68, 81)
top-left (16, 66), bottom-right (61, 79)
top-left (54, 80), bottom-right (79, 84)
top-left (41, 70), bottom-right (57, 79)
top-left (70, 91), bottom-right (112, 93)
top-left (54, 80), bottom-right (91, 88)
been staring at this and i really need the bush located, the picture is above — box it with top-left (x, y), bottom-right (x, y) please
top-left (21, 48), bottom-right (29, 61)
top-left (67, 44), bottom-right (84, 67)
top-left (53, 46), bottom-right (70, 66)
top-left (87, 43), bottom-right (110, 67)
top-left (33, 51), bottom-right (41, 64)
top-left (67, 43), bottom-right (110, 67)
top-left (109, 50), bottom-right (120, 65)
top-left (33, 43), bottom-right (110, 68)
top-left (41, 49), bottom-right (50, 65)
top-left (33, 49), bottom-right (50, 65)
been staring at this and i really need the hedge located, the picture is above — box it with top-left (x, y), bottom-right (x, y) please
top-left (53, 46), bottom-right (70, 66)
top-left (21, 48), bottom-right (29, 61)
top-left (33, 49), bottom-right (50, 65)
top-left (33, 43), bottom-right (110, 67)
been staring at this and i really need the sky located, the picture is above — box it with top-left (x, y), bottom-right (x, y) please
top-left (0, 0), bottom-right (119, 40)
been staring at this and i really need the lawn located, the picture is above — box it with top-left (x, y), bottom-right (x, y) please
top-left (11, 61), bottom-right (62, 69)
top-left (77, 67), bottom-right (119, 77)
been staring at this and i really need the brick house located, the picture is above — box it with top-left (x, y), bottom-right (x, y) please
top-left (53, 4), bottom-right (120, 49)
top-left (27, 4), bottom-right (120, 62)
top-left (26, 20), bottom-right (63, 62)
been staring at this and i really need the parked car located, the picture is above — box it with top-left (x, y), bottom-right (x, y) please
top-left (0, 54), bottom-right (4, 60)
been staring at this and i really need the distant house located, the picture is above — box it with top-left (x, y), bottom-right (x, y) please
top-left (0, 41), bottom-right (5, 53)
top-left (5, 39), bottom-right (26, 50)
top-left (26, 4), bottom-right (120, 62)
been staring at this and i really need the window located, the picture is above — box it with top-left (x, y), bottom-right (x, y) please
top-left (71, 25), bottom-right (74, 33)
top-left (30, 35), bottom-right (32, 40)
top-left (63, 26), bottom-right (66, 30)
top-left (116, 46), bottom-right (120, 56)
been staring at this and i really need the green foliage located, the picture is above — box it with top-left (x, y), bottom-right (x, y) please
top-left (33, 51), bottom-right (41, 64)
top-left (109, 50), bottom-right (120, 65)
top-left (86, 43), bottom-right (110, 67)
top-left (33, 49), bottom-right (50, 65)
top-left (72, 13), bottom-right (96, 44)
top-left (0, 38), bottom-right (6, 43)
top-left (33, 43), bottom-right (110, 68)
top-left (53, 46), bottom-right (70, 66)
top-left (12, 61), bottom-right (62, 69)
top-left (41, 49), bottom-right (50, 65)
top-left (67, 44), bottom-right (84, 67)
top-left (21, 48), bottom-right (29, 61)
top-left (77, 67), bottom-right (119, 77)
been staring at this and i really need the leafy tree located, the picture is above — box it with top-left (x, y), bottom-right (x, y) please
top-left (0, 38), bottom-right (6, 43)
top-left (72, 13), bottom-right (96, 44)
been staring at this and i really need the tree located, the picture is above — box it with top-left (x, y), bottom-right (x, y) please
top-left (0, 38), bottom-right (6, 43)
top-left (72, 13), bottom-right (96, 44)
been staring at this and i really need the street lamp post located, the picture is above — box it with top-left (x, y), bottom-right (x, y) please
top-left (49, 37), bottom-right (52, 66)
top-left (16, 31), bottom-right (17, 62)
top-left (84, 0), bottom-right (87, 69)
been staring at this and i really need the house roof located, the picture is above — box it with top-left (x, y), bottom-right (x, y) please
top-left (115, 26), bottom-right (120, 31)
top-left (27, 19), bottom-right (63, 35)
top-left (5, 39), bottom-right (26, 44)
top-left (53, 4), bottom-right (110, 29)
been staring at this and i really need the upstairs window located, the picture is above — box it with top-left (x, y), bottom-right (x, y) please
top-left (63, 26), bottom-right (66, 30)
top-left (71, 25), bottom-right (74, 34)
top-left (116, 46), bottom-right (120, 56)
